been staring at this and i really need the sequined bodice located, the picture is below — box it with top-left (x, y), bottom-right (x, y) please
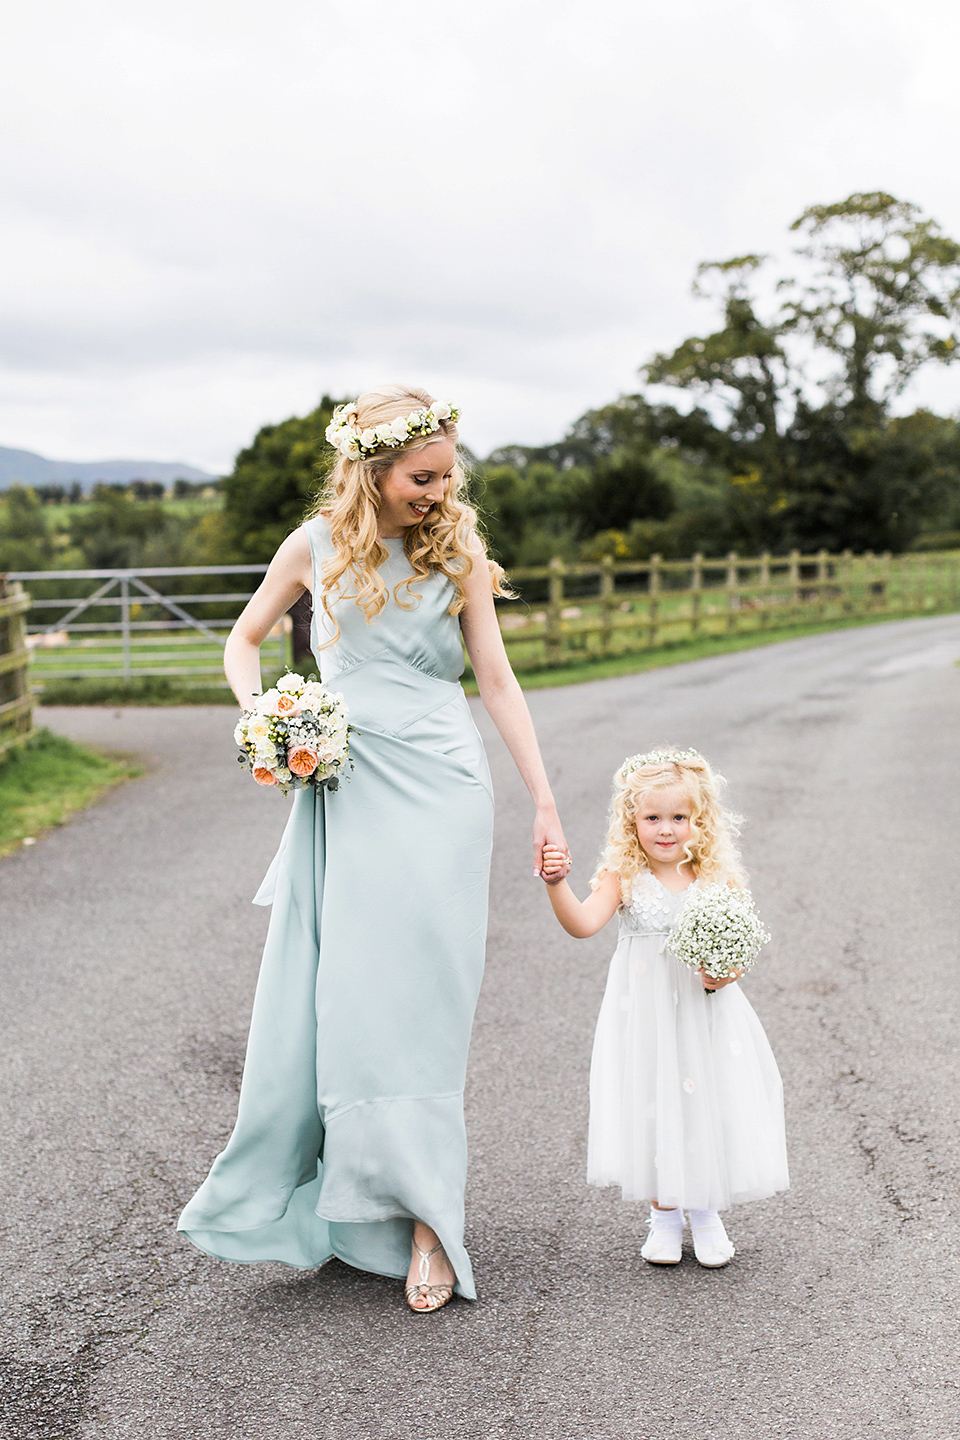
top-left (618, 874), bottom-right (692, 939)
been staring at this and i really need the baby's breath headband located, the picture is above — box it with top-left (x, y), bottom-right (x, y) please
top-left (325, 400), bottom-right (460, 461)
top-left (622, 747), bottom-right (704, 774)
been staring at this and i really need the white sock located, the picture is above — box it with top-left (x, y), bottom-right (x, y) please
top-left (688, 1207), bottom-right (722, 1230)
top-left (649, 1205), bottom-right (683, 1230)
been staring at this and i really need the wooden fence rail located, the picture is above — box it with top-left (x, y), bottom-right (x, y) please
top-left (8, 548), bottom-right (960, 688)
top-left (0, 577), bottom-right (33, 755)
top-left (494, 547), bottom-right (960, 671)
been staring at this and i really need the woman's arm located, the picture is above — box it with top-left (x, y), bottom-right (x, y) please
top-left (223, 527), bottom-right (312, 709)
top-left (459, 549), bottom-right (569, 877)
top-left (540, 865), bottom-right (621, 939)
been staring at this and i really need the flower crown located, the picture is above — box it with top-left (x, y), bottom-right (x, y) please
top-left (325, 400), bottom-right (460, 461)
top-left (622, 747), bottom-right (704, 774)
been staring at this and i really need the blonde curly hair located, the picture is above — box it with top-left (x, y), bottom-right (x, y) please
top-left (592, 748), bottom-right (746, 903)
top-left (307, 383), bottom-right (510, 642)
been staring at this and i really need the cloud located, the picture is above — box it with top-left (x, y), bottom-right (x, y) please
top-left (0, 0), bottom-right (958, 469)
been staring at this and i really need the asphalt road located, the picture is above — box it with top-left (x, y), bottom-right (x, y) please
top-left (2, 615), bottom-right (960, 1440)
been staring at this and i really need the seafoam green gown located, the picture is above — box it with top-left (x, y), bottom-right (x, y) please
top-left (178, 517), bottom-right (494, 1297)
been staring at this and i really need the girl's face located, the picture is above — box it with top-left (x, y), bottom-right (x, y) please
top-left (634, 784), bottom-right (695, 872)
top-left (376, 438), bottom-right (456, 537)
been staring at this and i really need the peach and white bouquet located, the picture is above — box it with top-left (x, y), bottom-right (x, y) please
top-left (235, 672), bottom-right (353, 793)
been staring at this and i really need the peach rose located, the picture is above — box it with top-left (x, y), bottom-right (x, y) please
top-left (252, 766), bottom-right (278, 786)
top-left (287, 744), bottom-right (319, 777)
top-left (275, 693), bottom-right (301, 716)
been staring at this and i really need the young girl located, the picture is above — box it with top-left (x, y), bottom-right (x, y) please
top-left (541, 747), bottom-right (788, 1267)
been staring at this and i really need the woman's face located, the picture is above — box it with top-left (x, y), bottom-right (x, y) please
top-left (634, 784), bottom-right (694, 872)
top-left (376, 438), bottom-right (456, 537)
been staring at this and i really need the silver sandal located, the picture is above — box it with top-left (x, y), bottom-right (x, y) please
top-left (405, 1240), bottom-right (454, 1314)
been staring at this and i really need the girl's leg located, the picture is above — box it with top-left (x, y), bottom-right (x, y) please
top-left (405, 1221), bottom-right (456, 1312)
top-left (640, 1200), bottom-right (684, 1265)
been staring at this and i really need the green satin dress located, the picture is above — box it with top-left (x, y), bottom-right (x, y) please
top-left (178, 517), bottom-right (494, 1297)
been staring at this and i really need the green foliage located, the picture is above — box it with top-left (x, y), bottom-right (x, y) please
top-left (219, 396), bottom-right (344, 562)
top-left (0, 486), bottom-right (55, 570)
top-left (783, 193), bottom-right (960, 415)
top-left (632, 192), bottom-right (960, 554)
top-left (68, 485), bottom-right (172, 568)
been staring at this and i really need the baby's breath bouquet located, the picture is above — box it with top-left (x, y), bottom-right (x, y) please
top-left (235, 672), bottom-right (353, 795)
top-left (668, 883), bottom-right (771, 993)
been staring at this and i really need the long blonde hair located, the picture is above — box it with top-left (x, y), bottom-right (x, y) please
top-left (307, 383), bottom-right (509, 640)
top-left (592, 750), bottom-right (746, 902)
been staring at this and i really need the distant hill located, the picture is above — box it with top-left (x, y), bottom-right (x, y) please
top-left (0, 445), bottom-right (217, 490)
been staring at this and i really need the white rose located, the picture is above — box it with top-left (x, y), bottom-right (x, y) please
top-left (276, 673), bottom-right (301, 693)
top-left (433, 401), bottom-right (450, 421)
top-left (359, 428), bottom-right (377, 449)
top-left (233, 720), bottom-right (247, 746)
top-left (248, 714), bottom-right (271, 743)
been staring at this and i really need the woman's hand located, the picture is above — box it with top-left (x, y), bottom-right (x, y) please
top-left (699, 968), bottom-right (743, 991)
top-left (534, 806), bottom-right (571, 881)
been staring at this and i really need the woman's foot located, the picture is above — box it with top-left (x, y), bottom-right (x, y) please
top-left (640, 1205), bottom-right (683, 1265)
top-left (405, 1223), bottom-right (456, 1313)
top-left (689, 1208), bottom-right (735, 1267)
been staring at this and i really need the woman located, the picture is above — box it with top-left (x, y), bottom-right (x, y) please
top-left (178, 385), bottom-right (570, 1313)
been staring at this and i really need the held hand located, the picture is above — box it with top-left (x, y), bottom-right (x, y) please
top-left (533, 806), bottom-right (571, 881)
top-left (540, 843), bottom-right (572, 887)
top-left (699, 968), bottom-right (743, 991)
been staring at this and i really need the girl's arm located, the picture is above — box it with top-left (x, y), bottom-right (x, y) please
top-left (539, 862), bottom-right (621, 939)
top-left (223, 528), bottom-right (312, 709)
top-left (459, 547), bottom-right (569, 877)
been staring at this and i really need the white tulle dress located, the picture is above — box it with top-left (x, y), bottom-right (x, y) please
top-left (587, 872), bottom-right (789, 1211)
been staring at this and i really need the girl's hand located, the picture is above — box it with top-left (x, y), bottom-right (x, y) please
top-left (533, 806), bottom-right (570, 880)
top-left (699, 968), bottom-right (743, 991)
top-left (540, 844), bottom-right (572, 887)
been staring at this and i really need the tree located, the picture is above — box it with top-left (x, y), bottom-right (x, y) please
top-left (782, 192), bottom-right (960, 418)
top-left (68, 485), bottom-right (169, 568)
top-left (638, 193), bottom-right (960, 552)
top-left (219, 397), bottom-right (344, 562)
top-left (0, 486), bottom-right (54, 570)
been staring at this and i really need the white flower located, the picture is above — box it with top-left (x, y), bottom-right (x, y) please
top-left (276, 673), bottom-right (301, 694)
top-left (374, 426), bottom-right (395, 446)
top-left (344, 436), bottom-right (361, 459)
top-left (391, 415), bottom-right (410, 441)
top-left (233, 719), bottom-right (247, 746)
top-left (248, 714), bottom-right (272, 743)
top-left (359, 428), bottom-right (377, 449)
top-left (433, 401), bottom-right (450, 421)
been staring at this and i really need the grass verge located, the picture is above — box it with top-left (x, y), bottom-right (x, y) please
top-left (37, 676), bottom-right (239, 706)
top-left (0, 728), bottom-right (141, 857)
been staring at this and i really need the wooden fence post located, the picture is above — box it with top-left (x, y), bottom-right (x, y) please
top-left (725, 551), bottom-right (739, 632)
top-left (546, 557), bottom-right (565, 666)
top-left (841, 549), bottom-right (853, 612)
top-left (816, 549), bottom-right (828, 617)
top-left (789, 548), bottom-right (800, 622)
top-left (758, 551), bottom-right (770, 627)
top-left (648, 554), bottom-right (661, 647)
top-left (0, 576), bottom-right (34, 758)
top-left (599, 554), bottom-right (615, 657)
top-left (690, 553), bottom-right (703, 636)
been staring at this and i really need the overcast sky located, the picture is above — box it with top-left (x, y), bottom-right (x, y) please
top-left (2, 0), bottom-right (959, 472)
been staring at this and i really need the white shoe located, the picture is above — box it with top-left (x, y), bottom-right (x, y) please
top-left (690, 1212), bottom-right (735, 1268)
top-left (641, 1210), bottom-right (683, 1265)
